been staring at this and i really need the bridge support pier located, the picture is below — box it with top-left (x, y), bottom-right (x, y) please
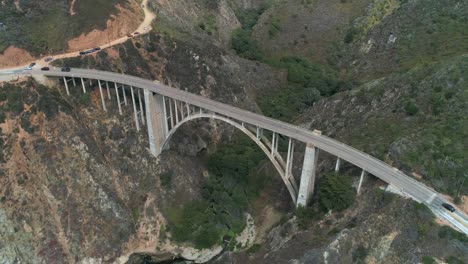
top-left (81, 78), bottom-right (86, 93)
top-left (357, 170), bottom-right (367, 195)
top-left (114, 83), bottom-right (122, 115)
top-left (72, 77), bottom-right (76, 87)
top-left (297, 143), bottom-right (319, 207)
top-left (168, 99), bottom-right (175, 129)
top-left (131, 86), bottom-right (140, 131)
top-left (122, 85), bottom-right (128, 106)
top-left (138, 89), bottom-right (145, 126)
top-left (335, 158), bottom-right (341, 172)
top-left (106, 81), bottom-right (111, 99)
top-left (144, 90), bottom-right (168, 157)
top-left (98, 80), bottom-right (107, 111)
top-left (63, 77), bottom-right (70, 95)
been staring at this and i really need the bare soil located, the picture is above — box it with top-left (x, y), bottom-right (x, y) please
top-left (0, 47), bottom-right (34, 69)
top-left (67, 1), bottom-right (143, 51)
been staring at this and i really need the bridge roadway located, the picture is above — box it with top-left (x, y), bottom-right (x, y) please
top-left (10, 68), bottom-right (467, 234)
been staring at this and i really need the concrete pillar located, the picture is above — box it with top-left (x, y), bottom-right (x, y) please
top-left (72, 77), bottom-right (76, 87)
top-left (98, 80), bottom-right (106, 111)
top-left (81, 78), bottom-right (86, 93)
top-left (162, 96), bottom-right (169, 135)
top-left (271, 133), bottom-right (276, 155)
top-left (335, 158), bottom-right (341, 172)
top-left (185, 102), bottom-right (190, 116)
top-left (131, 86), bottom-right (140, 131)
top-left (256, 127), bottom-right (263, 140)
top-left (357, 170), bottom-right (367, 195)
top-left (297, 143), bottom-right (319, 207)
top-left (106, 81), bottom-right (111, 99)
top-left (63, 77), bottom-right (70, 95)
top-left (174, 99), bottom-right (179, 124)
top-left (114, 83), bottom-right (122, 115)
top-left (122, 85), bottom-right (128, 105)
top-left (144, 90), bottom-right (168, 157)
top-left (168, 98), bottom-right (175, 129)
top-left (138, 89), bottom-right (145, 126)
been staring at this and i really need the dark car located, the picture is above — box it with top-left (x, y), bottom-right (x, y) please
top-left (41, 67), bottom-right (50, 71)
top-left (442, 203), bottom-right (456, 212)
top-left (93, 47), bottom-right (101, 51)
top-left (133, 31), bottom-right (140, 35)
top-left (29, 62), bottom-right (36, 68)
top-left (61, 67), bottom-right (71, 72)
top-left (79, 51), bottom-right (86, 56)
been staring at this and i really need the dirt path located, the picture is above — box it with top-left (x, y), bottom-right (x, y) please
top-left (0, 0), bottom-right (156, 69)
top-left (70, 0), bottom-right (77, 16)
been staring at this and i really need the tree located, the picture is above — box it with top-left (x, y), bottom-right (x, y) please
top-left (318, 173), bottom-right (356, 212)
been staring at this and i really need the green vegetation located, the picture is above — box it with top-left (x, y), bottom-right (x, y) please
top-left (231, 7), bottom-right (345, 121)
top-left (0, 0), bottom-right (126, 54)
top-left (258, 56), bottom-right (340, 121)
top-left (0, 81), bottom-right (64, 127)
top-left (421, 256), bottom-right (436, 264)
top-left (445, 256), bottom-right (464, 264)
top-left (247, 243), bottom-right (262, 254)
top-left (352, 245), bottom-right (368, 263)
top-left (295, 205), bottom-right (315, 228)
top-left (159, 171), bottom-right (172, 188)
top-left (317, 173), bottom-right (355, 212)
top-left (268, 16), bottom-right (281, 38)
top-left (231, 7), bottom-right (267, 61)
top-left (166, 134), bottom-right (271, 249)
top-left (340, 57), bottom-right (468, 195)
top-left (438, 226), bottom-right (468, 243)
top-left (198, 15), bottom-right (217, 35)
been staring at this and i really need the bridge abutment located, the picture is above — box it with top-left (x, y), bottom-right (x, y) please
top-left (297, 143), bottom-right (319, 207)
top-left (144, 90), bottom-right (168, 157)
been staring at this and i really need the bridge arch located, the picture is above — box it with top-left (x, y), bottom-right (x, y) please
top-left (161, 112), bottom-right (298, 203)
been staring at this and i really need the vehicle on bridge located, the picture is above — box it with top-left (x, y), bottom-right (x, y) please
top-left (442, 203), bottom-right (456, 212)
top-left (61, 67), bottom-right (71, 72)
top-left (40, 67), bottom-right (50, 71)
top-left (28, 62), bottom-right (36, 68)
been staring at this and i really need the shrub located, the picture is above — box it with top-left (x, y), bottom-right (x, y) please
top-left (438, 226), bottom-right (468, 242)
top-left (353, 245), bottom-right (368, 262)
top-left (318, 173), bottom-right (356, 212)
top-left (295, 205), bottom-right (315, 228)
top-left (269, 16), bottom-right (281, 38)
top-left (159, 171), bottom-right (172, 187)
top-left (247, 243), bottom-right (262, 254)
top-left (404, 99), bottom-right (419, 115)
top-left (445, 256), bottom-right (464, 264)
top-left (422, 256), bottom-right (436, 264)
top-left (231, 28), bottom-right (263, 61)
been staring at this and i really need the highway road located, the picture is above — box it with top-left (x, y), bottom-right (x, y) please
top-left (0, 0), bottom-right (155, 70)
top-left (1, 67), bottom-right (467, 234)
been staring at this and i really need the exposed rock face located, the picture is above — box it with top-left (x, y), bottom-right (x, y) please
top-left (0, 81), bottom-right (210, 262)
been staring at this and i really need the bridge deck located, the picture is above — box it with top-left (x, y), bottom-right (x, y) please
top-left (31, 68), bottom-right (437, 204)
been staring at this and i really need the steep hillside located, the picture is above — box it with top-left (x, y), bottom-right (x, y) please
top-left (0, 0), bottom-right (141, 56)
top-left (300, 56), bottom-right (468, 197)
top-left (1, 0), bottom-right (467, 262)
